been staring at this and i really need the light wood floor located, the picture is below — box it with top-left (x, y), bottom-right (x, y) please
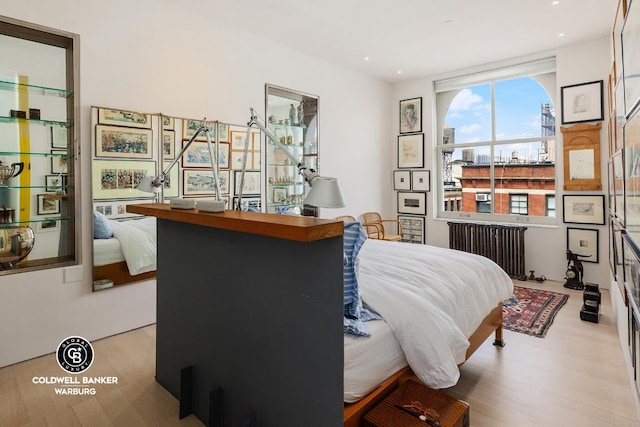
top-left (0, 280), bottom-right (638, 426)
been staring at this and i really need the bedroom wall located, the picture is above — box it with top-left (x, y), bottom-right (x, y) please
top-left (0, 1), bottom-right (391, 367)
top-left (391, 36), bottom-right (612, 288)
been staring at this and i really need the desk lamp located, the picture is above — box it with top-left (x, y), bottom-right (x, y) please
top-left (236, 108), bottom-right (345, 211)
top-left (137, 117), bottom-right (225, 212)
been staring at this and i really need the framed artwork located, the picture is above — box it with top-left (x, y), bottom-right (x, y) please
top-left (162, 131), bottom-right (176, 160)
top-left (45, 174), bottom-right (66, 192)
top-left (623, 0), bottom-right (640, 116)
top-left (234, 170), bottom-right (261, 195)
top-left (37, 218), bottom-right (60, 232)
top-left (95, 124), bottom-right (153, 159)
top-left (560, 123), bottom-right (602, 191)
top-left (94, 199), bottom-right (151, 219)
top-left (36, 194), bottom-right (60, 215)
top-left (92, 160), bottom-right (157, 200)
top-left (51, 126), bottom-right (67, 148)
top-left (560, 80), bottom-right (604, 124)
top-left (397, 191), bottom-right (426, 215)
top-left (562, 194), bottom-right (605, 225)
top-left (218, 122), bottom-right (229, 142)
top-left (98, 108), bottom-right (151, 129)
top-left (163, 166), bottom-right (180, 198)
top-left (233, 196), bottom-right (262, 212)
top-left (393, 170), bottom-right (411, 190)
top-left (397, 134), bottom-right (424, 168)
top-left (399, 97), bottom-right (422, 134)
top-left (625, 108), bottom-right (640, 243)
top-left (411, 170), bottom-right (431, 192)
top-left (230, 129), bottom-right (257, 150)
top-left (398, 215), bottom-right (425, 244)
top-left (567, 227), bottom-right (599, 264)
top-left (231, 150), bottom-right (260, 170)
top-left (162, 116), bottom-right (175, 131)
top-left (272, 186), bottom-right (288, 204)
top-left (183, 119), bottom-right (216, 141)
top-left (613, 150), bottom-right (625, 223)
top-left (182, 169), bottom-right (215, 196)
top-left (50, 150), bottom-right (68, 174)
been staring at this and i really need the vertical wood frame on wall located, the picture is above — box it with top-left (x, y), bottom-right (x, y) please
top-left (561, 123), bottom-right (602, 191)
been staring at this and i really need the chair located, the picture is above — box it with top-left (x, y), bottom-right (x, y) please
top-left (336, 215), bottom-right (357, 222)
top-left (362, 212), bottom-right (403, 242)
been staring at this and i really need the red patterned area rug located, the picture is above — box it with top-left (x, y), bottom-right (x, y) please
top-left (503, 286), bottom-right (569, 338)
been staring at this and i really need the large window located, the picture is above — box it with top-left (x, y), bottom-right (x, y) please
top-left (435, 58), bottom-right (557, 225)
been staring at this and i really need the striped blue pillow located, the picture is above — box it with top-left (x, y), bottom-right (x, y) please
top-left (343, 221), bottom-right (380, 336)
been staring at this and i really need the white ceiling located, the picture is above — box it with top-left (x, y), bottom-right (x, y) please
top-left (206, 0), bottom-right (617, 83)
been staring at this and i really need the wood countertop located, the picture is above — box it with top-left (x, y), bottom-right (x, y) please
top-left (127, 203), bottom-right (343, 242)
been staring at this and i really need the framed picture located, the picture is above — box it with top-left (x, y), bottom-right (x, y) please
top-left (36, 194), bottom-right (60, 215)
top-left (233, 196), bottom-right (262, 212)
top-left (231, 150), bottom-right (260, 170)
top-left (399, 97), bottom-right (422, 134)
top-left (567, 227), bottom-right (599, 264)
top-left (50, 150), bottom-right (68, 174)
top-left (234, 170), bottom-right (261, 195)
top-left (560, 80), bottom-right (604, 124)
top-left (230, 128), bottom-right (261, 151)
top-left (37, 218), bottom-right (60, 232)
top-left (51, 126), bottom-right (67, 148)
top-left (94, 199), bottom-right (152, 220)
top-left (98, 108), bottom-right (151, 129)
top-left (183, 119), bottom-right (216, 141)
top-left (623, 0), bottom-right (640, 115)
top-left (398, 215), bottom-right (425, 244)
top-left (411, 170), bottom-right (431, 192)
top-left (397, 134), bottom-right (424, 168)
top-left (92, 159), bottom-right (157, 200)
top-left (393, 170), bottom-right (411, 190)
top-left (218, 122), bottom-right (229, 142)
top-left (162, 116), bottom-right (175, 131)
top-left (45, 174), bottom-right (66, 192)
top-left (95, 124), bottom-right (153, 159)
top-left (162, 130), bottom-right (176, 160)
top-left (560, 122), bottom-right (602, 191)
top-left (397, 191), bottom-right (426, 215)
top-left (562, 194), bottom-right (605, 225)
top-left (272, 186), bottom-right (288, 204)
top-left (163, 166), bottom-right (181, 198)
top-left (182, 169), bottom-right (215, 196)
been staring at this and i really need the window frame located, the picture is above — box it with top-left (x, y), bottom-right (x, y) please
top-left (435, 58), bottom-right (557, 226)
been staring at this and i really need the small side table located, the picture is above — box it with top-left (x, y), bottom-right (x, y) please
top-left (363, 380), bottom-right (469, 427)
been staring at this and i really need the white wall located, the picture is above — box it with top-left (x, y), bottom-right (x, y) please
top-left (392, 37), bottom-right (612, 286)
top-left (0, 0), bottom-right (391, 367)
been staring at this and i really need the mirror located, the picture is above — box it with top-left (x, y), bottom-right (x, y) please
top-left (90, 107), bottom-right (263, 290)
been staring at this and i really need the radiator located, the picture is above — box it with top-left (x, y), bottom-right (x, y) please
top-left (447, 221), bottom-right (527, 278)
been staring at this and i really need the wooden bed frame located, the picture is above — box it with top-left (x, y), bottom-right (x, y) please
top-left (343, 303), bottom-right (504, 427)
top-left (93, 261), bottom-right (156, 286)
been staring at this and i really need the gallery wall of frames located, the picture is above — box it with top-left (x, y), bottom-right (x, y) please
top-left (90, 106), bottom-right (262, 287)
top-left (607, 0), bottom-right (640, 401)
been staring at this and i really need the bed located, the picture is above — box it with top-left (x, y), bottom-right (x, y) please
top-left (93, 216), bottom-right (157, 286)
top-left (341, 233), bottom-right (514, 426)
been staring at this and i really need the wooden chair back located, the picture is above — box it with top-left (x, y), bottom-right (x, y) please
top-left (361, 212), bottom-right (403, 242)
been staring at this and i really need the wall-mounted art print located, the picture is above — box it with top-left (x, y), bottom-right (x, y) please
top-left (234, 170), bottom-right (261, 195)
top-left (182, 169), bottom-right (229, 196)
top-left (36, 194), bottom-right (60, 215)
top-left (51, 126), bottom-right (67, 148)
top-left (162, 115), bottom-right (175, 131)
top-left (163, 166), bottom-right (180, 199)
top-left (218, 122), bottom-right (229, 142)
top-left (183, 118), bottom-right (216, 141)
top-left (98, 108), bottom-right (151, 129)
top-left (393, 170), bottom-right (411, 190)
top-left (399, 97), bottom-right (422, 134)
top-left (560, 80), bottom-right (604, 124)
top-left (50, 150), bottom-right (68, 174)
top-left (163, 130), bottom-right (176, 160)
top-left (411, 170), bottom-right (431, 192)
top-left (92, 160), bottom-right (156, 200)
top-left (623, 0), bottom-right (640, 115)
top-left (567, 227), bottom-right (599, 264)
top-left (45, 174), bottom-right (66, 192)
top-left (562, 194), bottom-right (605, 225)
top-left (95, 124), bottom-right (153, 159)
top-left (397, 191), bottom-right (426, 215)
top-left (233, 196), bottom-right (261, 212)
top-left (272, 186), bottom-right (288, 204)
top-left (181, 141), bottom-right (230, 169)
top-left (231, 150), bottom-right (260, 170)
top-left (397, 134), bottom-right (424, 168)
top-left (37, 218), bottom-right (60, 232)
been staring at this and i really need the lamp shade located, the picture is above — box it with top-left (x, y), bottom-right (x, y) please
top-left (304, 177), bottom-right (345, 208)
top-left (137, 176), bottom-right (161, 193)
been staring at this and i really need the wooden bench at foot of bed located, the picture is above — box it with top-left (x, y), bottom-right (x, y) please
top-left (343, 303), bottom-right (504, 427)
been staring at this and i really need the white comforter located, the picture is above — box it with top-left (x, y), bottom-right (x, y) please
top-left (108, 217), bottom-right (157, 275)
top-left (358, 239), bottom-right (513, 388)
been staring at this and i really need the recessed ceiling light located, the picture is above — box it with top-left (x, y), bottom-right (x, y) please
top-left (397, 70), bottom-right (402, 74)
top-left (445, 19), bottom-right (453, 24)
top-left (558, 33), bottom-right (565, 37)
top-left (364, 56), bottom-right (370, 61)
top-left (552, 1), bottom-right (559, 5)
